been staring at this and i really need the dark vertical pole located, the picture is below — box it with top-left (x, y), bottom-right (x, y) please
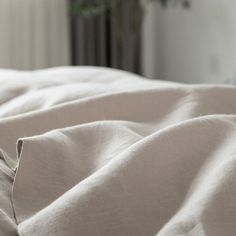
top-left (69, 0), bottom-right (76, 65)
top-left (105, 10), bottom-right (111, 67)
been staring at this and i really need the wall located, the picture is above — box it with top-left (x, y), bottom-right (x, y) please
top-left (142, 0), bottom-right (236, 84)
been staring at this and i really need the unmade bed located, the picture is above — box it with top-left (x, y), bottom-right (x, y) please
top-left (0, 66), bottom-right (236, 236)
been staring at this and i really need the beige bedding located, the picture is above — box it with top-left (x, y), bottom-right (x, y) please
top-left (0, 66), bottom-right (236, 236)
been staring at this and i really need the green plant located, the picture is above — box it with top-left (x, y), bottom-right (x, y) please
top-left (158, 0), bottom-right (190, 8)
top-left (70, 0), bottom-right (190, 17)
top-left (70, 0), bottom-right (109, 17)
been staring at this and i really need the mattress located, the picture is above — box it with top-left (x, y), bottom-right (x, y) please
top-left (0, 66), bottom-right (236, 236)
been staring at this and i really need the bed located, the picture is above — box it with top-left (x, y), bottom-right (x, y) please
top-left (0, 66), bottom-right (236, 236)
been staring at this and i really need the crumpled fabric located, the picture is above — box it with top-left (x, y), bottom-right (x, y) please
top-left (0, 67), bottom-right (236, 236)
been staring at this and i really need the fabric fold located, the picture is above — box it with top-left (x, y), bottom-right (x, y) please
top-left (16, 115), bottom-right (236, 236)
top-left (0, 67), bottom-right (236, 235)
top-left (12, 121), bottom-right (143, 223)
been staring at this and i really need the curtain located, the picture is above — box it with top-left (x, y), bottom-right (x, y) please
top-left (70, 0), bottom-right (143, 74)
top-left (141, 1), bottom-right (164, 80)
top-left (0, 0), bottom-right (70, 70)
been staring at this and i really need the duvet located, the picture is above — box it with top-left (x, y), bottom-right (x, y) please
top-left (0, 66), bottom-right (236, 236)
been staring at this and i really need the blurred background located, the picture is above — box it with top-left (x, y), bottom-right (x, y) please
top-left (1, 0), bottom-right (236, 84)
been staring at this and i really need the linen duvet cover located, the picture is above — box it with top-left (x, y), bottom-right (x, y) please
top-left (0, 66), bottom-right (236, 236)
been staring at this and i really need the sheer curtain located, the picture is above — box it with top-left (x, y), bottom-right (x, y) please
top-left (0, 0), bottom-right (70, 70)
